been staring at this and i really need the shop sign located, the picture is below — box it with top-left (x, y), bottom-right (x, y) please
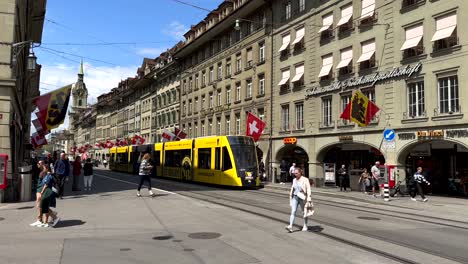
top-left (446, 129), bottom-right (468, 138)
top-left (339, 135), bottom-right (353, 141)
top-left (283, 137), bottom-right (297, 144)
top-left (305, 62), bottom-right (422, 97)
top-left (398, 132), bottom-right (416, 140)
top-left (324, 163), bottom-right (336, 183)
top-left (383, 141), bottom-right (395, 149)
top-left (417, 130), bottom-right (444, 138)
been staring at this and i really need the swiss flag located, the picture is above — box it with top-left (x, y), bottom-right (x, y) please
top-left (132, 134), bottom-right (145, 145)
top-left (246, 112), bottom-right (266, 142)
top-left (175, 127), bottom-right (187, 141)
top-left (161, 129), bottom-right (175, 142)
top-left (105, 140), bottom-right (114, 148)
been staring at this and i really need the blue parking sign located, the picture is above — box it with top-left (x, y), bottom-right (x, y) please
top-left (383, 129), bottom-right (395, 142)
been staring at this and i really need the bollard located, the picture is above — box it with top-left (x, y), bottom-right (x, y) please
top-left (383, 183), bottom-right (390, 202)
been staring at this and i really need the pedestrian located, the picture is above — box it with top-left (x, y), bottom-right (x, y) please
top-left (370, 161), bottom-right (380, 197)
top-left (54, 153), bottom-right (70, 199)
top-left (83, 158), bottom-right (94, 192)
top-left (137, 153), bottom-right (154, 197)
top-left (359, 168), bottom-right (370, 194)
top-left (410, 167), bottom-right (430, 202)
top-left (34, 166), bottom-right (60, 227)
top-left (280, 160), bottom-right (288, 184)
top-left (103, 158), bottom-right (108, 168)
top-left (72, 156), bottom-right (82, 192)
top-left (460, 174), bottom-right (468, 197)
top-left (285, 167), bottom-right (312, 232)
top-left (338, 164), bottom-right (347, 191)
top-left (289, 163), bottom-right (296, 182)
top-left (259, 159), bottom-right (266, 181)
top-left (30, 160), bottom-right (47, 226)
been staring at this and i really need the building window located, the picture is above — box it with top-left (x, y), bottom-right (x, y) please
top-left (226, 60), bottom-right (232, 77)
top-left (194, 97), bottom-right (198, 112)
top-left (340, 94), bottom-right (351, 125)
top-left (438, 75), bottom-right (459, 114)
top-left (258, 74), bottom-right (265, 95)
top-left (217, 63), bottom-right (223, 80)
top-left (209, 93), bottom-right (214, 108)
top-left (407, 81), bottom-right (425, 118)
top-left (281, 104), bottom-right (289, 131)
top-left (360, 0), bottom-right (376, 26)
top-left (291, 64), bottom-right (304, 88)
top-left (202, 71), bottom-right (206, 86)
top-left (258, 108), bottom-right (265, 121)
top-left (299, 0), bottom-right (305, 12)
top-left (236, 53), bottom-right (242, 73)
top-left (285, 1), bottom-right (291, 20)
top-left (295, 103), bottom-right (304, 130)
top-left (188, 124), bottom-right (192, 138)
top-left (201, 121), bottom-right (205, 137)
top-left (357, 39), bottom-right (376, 70)
top-left (217, 118), bottom-right (221, 135)
top-left (201, 95), bottom-right (206, 110)
top-left (278, 34), bottom-right (290, 58)
top-left (278, 69), bottom-right (290, 93)
top-left (401, 24), bottom-right (424, 59)
top-left (236, 83), bottom-right (241, 101)
top-left (195, 74), bottom-right (199, 89)
top-left (226, 86), bottom-right (231, 104)
top-left (217, 90), bottom-right (222, 106)
top-left (337, 4), bottom-right (353, 33)
top-left (246, 48), bottom-right (253, 68)
top-left (402, 0), bottom-right (424, 9)
top-left (322, 97), bottom-right (332, 127)
top-left (318, 54), bottom-right (333, 80)
top-left (337, 48), bottom-right (353, 76)
top-left (194, 122), bottom-right (198, 138)
top-left (208, 120), bottom-right (212, 135)
top-left (209, 67), bottom-right (214, 83)
top-left (432, 13), bottom-right (458, 51)
top-left (235, 114), bottom-right (241, 135)
top-left (246, 79), bottom-right (252, 99)
top-left (319, 13), bottom-right (334, 41)
top-left (226, 116), bottom-right (231, 134)
top-left (259, 42), bottom-right (265, 63)
top-left (188, 100), bottom-right (192, 114)
top-left (292, 27), bottom-right (305, 51)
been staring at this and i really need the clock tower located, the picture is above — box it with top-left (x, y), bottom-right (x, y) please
top-left (68, 60), bottom-right (89, 150)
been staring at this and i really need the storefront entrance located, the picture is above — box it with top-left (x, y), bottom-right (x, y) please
top-left (317, 143), bottom-right (385, 188)
top-left (398, 140), bottom-right (468, 196)
top-left (275, 145), bottom-right (309, 181)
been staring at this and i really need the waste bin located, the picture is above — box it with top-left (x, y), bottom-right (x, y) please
top-left (19, 165), bottom-right (32, 202)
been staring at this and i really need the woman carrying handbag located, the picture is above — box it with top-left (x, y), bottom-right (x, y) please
top-left (285, 167), bottom-right (312, 232)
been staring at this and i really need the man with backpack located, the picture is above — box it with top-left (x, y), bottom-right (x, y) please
top-left (54, 153), bottom-right (70, 199)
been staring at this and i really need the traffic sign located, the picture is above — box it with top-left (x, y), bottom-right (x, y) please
top-left (383, 129), bottom-right (396, 142)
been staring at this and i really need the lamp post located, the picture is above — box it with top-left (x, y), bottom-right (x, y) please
top-left (10, 41), bottom-right (37, 72)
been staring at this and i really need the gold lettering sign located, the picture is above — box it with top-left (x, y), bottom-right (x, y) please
top-left (283, 137), bottom-right (297, 144)
top-left (339, 136), bottom-right (353, 141)
top-left (417, 130), bottom-right (444, 138)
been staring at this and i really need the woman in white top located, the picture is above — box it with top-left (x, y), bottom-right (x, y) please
top-left (285, 167), bottom-right (312, 232)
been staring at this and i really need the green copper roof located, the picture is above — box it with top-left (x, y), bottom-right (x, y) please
top-left (79, 59), bottom-right (84, 75)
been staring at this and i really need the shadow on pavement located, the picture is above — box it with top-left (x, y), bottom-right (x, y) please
top-left (54, 219), bottom-right (86, 228)
top-left (307, 225), bottom-right (324, 232)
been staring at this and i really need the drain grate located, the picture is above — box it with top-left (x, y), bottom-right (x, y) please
top-left (188, 232), bottom-right (221, 240)
top-left (152, 235), bottom-right (173, 240)
top-left (120, 248), bottom-right (131, 251)
top-left (173, 240), bottom-right (183, 242)
top-left (0, 217), bottom-right (4, 221)
top-left (183, 248), bottom-right (195, 252)
top-left (357, 216), bottom-right (381, 221)
top-left (17, 206), bottom-right (34, 210)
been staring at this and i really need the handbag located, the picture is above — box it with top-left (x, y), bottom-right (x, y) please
top-left (305, 201), bottom-right (315, 217)
top-left (296, 191), bottom-right (306, 200)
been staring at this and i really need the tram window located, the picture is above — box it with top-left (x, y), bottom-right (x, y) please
top-left (154, 151), bottom-right (161, 166)
top-left (215, 147), bottom-right (221, 170)
top-left (222, 147), bottom-right (232, 171)
top-left (117, 153), bottom-right (127, 164)
top-left (198, 148), bottom-right (211, 169)
top-left (165, 150), bottom-right (179, 167)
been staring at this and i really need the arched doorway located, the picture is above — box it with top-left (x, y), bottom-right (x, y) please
top-left (317, 142), bottom-right (385, 187)
top-left (398, 139), bottom-right (468, 195)
top-left (276, 145), bottom-right (309, 181)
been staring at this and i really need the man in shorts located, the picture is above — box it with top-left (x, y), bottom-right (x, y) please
top-left (370, 161), bottom-right (380, 197)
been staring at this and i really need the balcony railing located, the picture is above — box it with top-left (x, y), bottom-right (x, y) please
top-left (319, 120), bottom-right (335, 129)
top-left (434, 105), bottom-right (461, 116)
top-left (403, 111), bottom-right (427, 119)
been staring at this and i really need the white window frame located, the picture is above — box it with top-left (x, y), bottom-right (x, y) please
top-left (322, 97), bottom-right (332, 127)
top-left (407, 81), bottom-right (425, 118)
top-left (295, 103), bottom-right (304, 130)
top-left (438, 75), bottom-right (459, 114)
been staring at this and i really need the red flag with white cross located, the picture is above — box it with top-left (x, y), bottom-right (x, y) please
top-left (246, 112), bottom-right (266, 142)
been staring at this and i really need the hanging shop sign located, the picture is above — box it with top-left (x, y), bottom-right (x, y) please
top-left (417, 130), bottom-right (444, 138)
top-left (283, 137), bottom-right (297, 144)
top-left (446, 129), bottom-right (468, 138)
top-left (339, 135), bottom-right (353, 141)
top-left (398, 132), bottom-right (416, 140)
top-left (305, 62), bottom-right (422, 98)
top-left (324, 163), bottom-right (336, 183)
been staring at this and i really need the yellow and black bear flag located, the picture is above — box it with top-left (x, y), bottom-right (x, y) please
top-left (340, 90), bottom-right (380, 126)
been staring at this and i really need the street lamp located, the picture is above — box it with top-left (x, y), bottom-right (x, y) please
top-left (11, 41), bottom-right (37, 72)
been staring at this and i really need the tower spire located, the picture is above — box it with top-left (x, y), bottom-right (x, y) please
top-left (79, 59), bottom-right (84, 76)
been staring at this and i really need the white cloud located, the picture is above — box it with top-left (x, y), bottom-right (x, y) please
top-left (136, 47), bottom-right (166, 57)
top-left (163, 21), bottom-right (188, 40)
top-left (36, 62), bottom-right (138, 133)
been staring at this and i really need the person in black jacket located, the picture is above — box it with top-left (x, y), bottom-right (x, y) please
top-left (83, 158), bottom-right (94, 192)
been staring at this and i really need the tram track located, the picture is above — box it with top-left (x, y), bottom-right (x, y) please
top-left (96, 170), bottom-right (467, 264)
top-left (245, 189), bottom-right (468, 230)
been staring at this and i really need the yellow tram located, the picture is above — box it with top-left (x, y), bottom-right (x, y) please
top-left (109, 136), bottom-right (260, 187)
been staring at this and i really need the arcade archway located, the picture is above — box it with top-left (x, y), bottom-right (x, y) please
top-left (398, 139), bottom-right (468, 195)
top-left (275, 145), bottom-right (309, 180)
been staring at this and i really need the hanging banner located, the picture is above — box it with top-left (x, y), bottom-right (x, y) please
top-left (32, 84), bottom-right (72, 131)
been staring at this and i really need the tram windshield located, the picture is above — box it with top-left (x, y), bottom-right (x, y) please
top-left (228, 136), bottom-right (257, 170)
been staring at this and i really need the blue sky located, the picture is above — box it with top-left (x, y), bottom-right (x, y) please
top-left (36, 0), bottom-right (220, 132)
top-left (38, 0), bottom-right (219, 101)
